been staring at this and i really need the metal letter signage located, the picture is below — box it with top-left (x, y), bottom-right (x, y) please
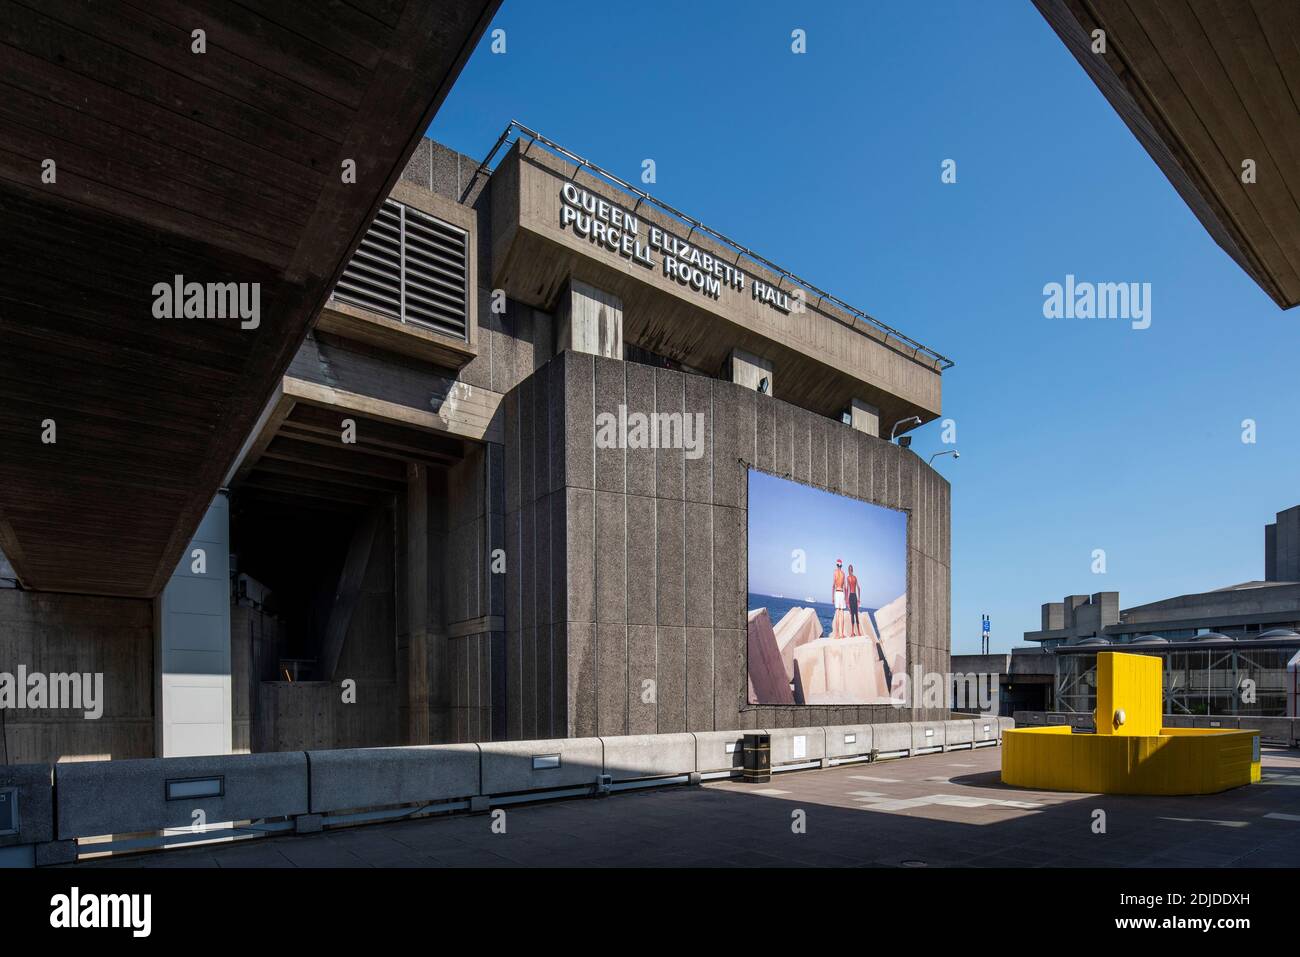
top-left (558, 183), bottom-right (792, 314)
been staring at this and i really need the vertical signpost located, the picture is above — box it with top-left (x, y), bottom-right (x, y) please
top-left (981, 614), bottom-right (990, 655)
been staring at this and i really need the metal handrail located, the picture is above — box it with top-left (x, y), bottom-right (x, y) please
top-left (465, 120), bottom-right (955, 370)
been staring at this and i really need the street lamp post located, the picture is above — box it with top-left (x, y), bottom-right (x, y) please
top-left (889, 416), bottom-right (922, 442)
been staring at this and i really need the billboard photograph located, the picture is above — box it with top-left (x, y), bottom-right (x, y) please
top-left (747, 469), bottom-right (907, 705)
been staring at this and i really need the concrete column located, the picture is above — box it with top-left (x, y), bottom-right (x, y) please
top-left (849, 399), bottom-right (880, 437)
top-left (730, 348), bottom-right (773, 395)
top-left (155, 493), bottom-right (232, 758)
top-left (405, 463), bottom-right (432, 745)
top-left (556, 278), bottom-right (622, 358)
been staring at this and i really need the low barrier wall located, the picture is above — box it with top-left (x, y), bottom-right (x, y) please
top-left (601, 733), bottom-right (696, 781)
top-left (769, 727), bottom-right (826, 766)
top-left (1013, 711), bottom-right (1299, 746)
top-left (825, 724), bottom-right (873, 759)
top-left (479, 737), bottom-right (605, 794)
top-left (872, 721), bottom-right (913, 754)
top-left (944, 719), bottom-right (975, 748)
top-left (975, 717), bottom-right (1001, 744)
top-left (911, 720), bottom-right (946, 752)
top-left (0, 763), bottom-right (53, 856)
top-left (56, 752), bottom-right (309, 839)
top-left (693, 730), bottom-right (749, 772)
top-left (5, 716), bottom-right (1009, 865)
top-left (1242, 716), bottom-right (1295, 744)
top-left (307, 744), bottom-right (480, 813)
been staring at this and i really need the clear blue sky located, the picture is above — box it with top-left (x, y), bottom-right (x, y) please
top-left (430, 1), bottom-right (1300, 653)
top-left (747, 471), bottom-right (907, 607)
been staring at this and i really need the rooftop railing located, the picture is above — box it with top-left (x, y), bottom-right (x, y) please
top-left (466, 120), bottom-right (955, 371)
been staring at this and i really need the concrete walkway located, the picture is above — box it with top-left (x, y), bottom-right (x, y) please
top-left (73, 745), bottom-right (1300, 868)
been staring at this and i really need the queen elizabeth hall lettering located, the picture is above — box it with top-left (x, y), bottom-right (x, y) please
top-left (558, 183), bottom-right (791, 312)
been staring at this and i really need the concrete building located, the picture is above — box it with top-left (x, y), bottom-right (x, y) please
top-left (1034, 1), bottom-right (1300, 310)
top-left (1023, 506), bottom-right (1300, 717)
top-left (950, 652), bottom-right (1054, 716)
top-left (1, 122), bottom-right (956, 764)
top-left (1027, 506), bottom-right (1300, 649)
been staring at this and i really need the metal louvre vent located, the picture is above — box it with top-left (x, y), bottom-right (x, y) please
top-left (333, 199), bottom-right (469, 339)
top-left (402, 205), bottom-right (469, 336)
top-left (334, 200), bottom-right (401, 317)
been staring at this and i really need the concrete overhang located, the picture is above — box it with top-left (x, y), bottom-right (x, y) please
top-left (1119, 581), bottom-right (1300, 620)
top-left (1034, 0), bottom-right (1300, 310)
top-left (0, 0), bottom-right (500, 596)
top-left (1108, 611), bottom-right (1300, 635)
top-left (488, 141), bottom-right (945, 428)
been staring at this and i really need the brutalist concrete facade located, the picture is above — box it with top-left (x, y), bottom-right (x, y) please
top-left (470, 352), bottom-right (952, 740)
top-left (400, 133), bottom-right (954, 743)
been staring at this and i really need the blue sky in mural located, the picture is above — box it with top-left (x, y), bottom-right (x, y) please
top-left (747, 471), bottom-right (907, 608)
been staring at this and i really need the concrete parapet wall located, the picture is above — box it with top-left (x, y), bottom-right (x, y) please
top-left (1238, 716), bottom-right (1296, 745)
top-left (692, 729), bottom-right (759, 772)
top-left (973, 717), bottom-right (1000, 742)
top-left (1014, 711), bottom-right (1299, 746)
top-left (20, 718), bottom-right (1015, 860)
top-left (943, 719), bottom-right (975, 748)
top-left (600, 733), bottom-right (696, 780)
top-left (56, 752), bottom-right (308, 840)
top-left (872, 721), bottom-right (912, 753)
top-left (478, 737), bottom-right (604, 794)
top-left (824, 724), bottom-right (873, 759)
top-left (911, 720), bottom-right (946, 751)
top-left (768, 727), bottom-right (826, 765)
top-left (308, 744), bottom-right (481, 813)
top-left (0, 763), bottom-right (53, 847)
top-left (1193, 716), bottom-right (1240, 730)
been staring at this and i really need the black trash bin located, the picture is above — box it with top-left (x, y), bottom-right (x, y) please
top-left (742, 732), bottom-right (771, 783)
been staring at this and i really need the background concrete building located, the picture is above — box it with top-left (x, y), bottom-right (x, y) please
top-left (1022, 506), bottom-right (1300, 716)
top-left (950, 651), bottom-right (1054, 716)
top-left (1027, 506), bottom-right (1300, 649)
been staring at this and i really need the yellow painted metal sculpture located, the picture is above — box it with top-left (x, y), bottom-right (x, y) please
top-left (1002, 651), bottom-right (1261, 795)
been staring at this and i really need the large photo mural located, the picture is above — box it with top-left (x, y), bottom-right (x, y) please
top-left (747, 470), bottom-right (908, 705)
